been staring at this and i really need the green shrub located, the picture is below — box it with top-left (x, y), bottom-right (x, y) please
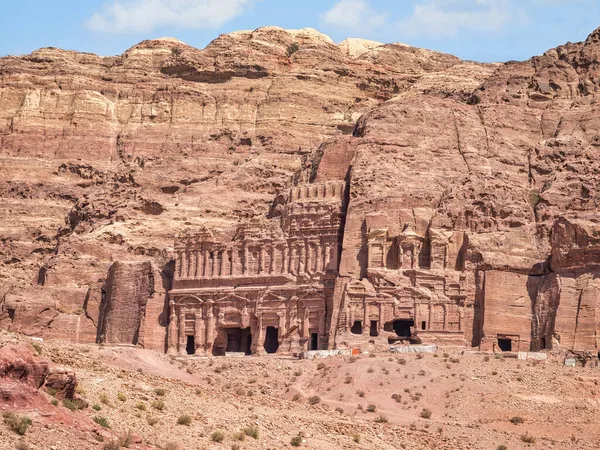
top-left (177, 414), bottom-right (192, 426)
top-left (62, 399), bottom-right (84, 411)
top-left (92, 404), bottom-right (101, 411)
top-left (136, 402), bottom-right (147, 411)
top-left (290, 434), bottom-right (303, 446)
top-left (286, 42), bottom-right (300, 57)
top-left (211, 430), bottom-right (225, 442)
top-left (152, 399), bottom-right (165, 410)
top-left (154, 388), bottom-right (166, 396)
top-left (233, 431), bottom-right (246, 441)
top-left (420, 408), bottom-right (432, 419)
top-left (50, 399), bottom-right (59, 406)
top-left (243, 425), bottom-right (259, 439)
top-left (307, 395), bottom-right (320, 405)
top-left (521, 432), bottom-right (536, 443)
top-left (93, 416), bottom-right (110, 428)
top-left (31, 342), bottom-right (42, 355)
top-left (3, 412), bottom-right (32, 435)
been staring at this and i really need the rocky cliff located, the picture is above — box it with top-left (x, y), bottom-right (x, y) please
top-left (1, 25), bottom-right (599, 355)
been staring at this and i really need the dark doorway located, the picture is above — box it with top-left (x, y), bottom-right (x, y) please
top-left (393, 320), bottom-right (414, 338)
top-left (225, 328), bottom-right (252, 354)
top-left (421, 321), bottom-right (427, 330)
top-left (540, 337), bottom-right (546, 350)
top-left (186, 335), bottom-right (196, 355)
top-left (264, 326), bottom-right (279, 354)
top-left (310, 333), bottom-right (318, 350)
top-left (370, 321), bottom-right (379, 337)
top-left (351, 321), bottom-right (362, 335)
top-left (498, 338), bottom-right (512, 352)
top-left (246, 334), bottom-right (252, 355)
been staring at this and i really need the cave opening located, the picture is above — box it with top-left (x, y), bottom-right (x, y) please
top-left (264, 326), bottom-right (279, 354)
top-left (186, 335), bottom-right (196, 355)
top-left (225, 327), bottom-right (252, 355)
top-left (351, 321), bottom-right (362, 335)
top-left (497, 337), bottom-right (512, 352)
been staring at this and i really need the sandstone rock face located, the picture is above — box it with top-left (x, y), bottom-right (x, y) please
top-left (1, 25), bottom-right (599, 356)
top-left (0, 342), bottom-right (76, 405)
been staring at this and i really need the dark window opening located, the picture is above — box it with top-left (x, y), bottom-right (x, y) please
top-left (421, 321), bottom-right (427, 330)
top-left (186, 335), bottom-right (196, 355)
top-left (540, 337), bottom-right (546, 350)
top-left (264, 326), bottom-right (279, 354)
top-left (225, 328), bottom-right (252, 355)
top-left (497, 338), bottom-right (512, 352)
top-left (310, 333), bottom-right (319, 351)
top-left (351, 321), bottom-right (362, 335)
top-left (370, 320), bottom-right (379, 337)
top-left (393, 319), bottom-right (414, 338)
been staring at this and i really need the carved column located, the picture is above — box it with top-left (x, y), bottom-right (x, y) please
top-left (290, 245), bottom-right (297, 275)
top-left (194, 312), bottom-right (204, 353)
top-left (302, 307), bottom-right (309, 339)
top-left (254, 314), bottom-right (265, 355)
top-left (167, 300), bottom-right (178, 354)
top-left (323, 243), bottom-right (330, 272)
top-left (205, 301), bottom-right (215, 354)
top-left (242, 244), bottom-right (247, 275)
top-left (428, 303), bottom-right (432, 331)
top-left (306, 243), bottom-right (313, 275)
top-left (282, 245), bottom-right (288, 274)
top-left (218, 251), bottom-right (224, 277)
top-left (363, 300), bottom-right (369, 335)
top-left (299, 244), bottom-right (305, 274)
top-left (278, 312), bottom-right (285, 341)
top-left (176, 251), bottom-right (183, 278)
top-left (318, 310), bottom-right (326, 349)
top-left (178, 313), bottom-right (186, 355)
top-left (269, 245), bottom-right (275, 274)
top-left (378, 303), bottom-right (384, 334)
top-left (442, 304), bottom-right (447, 331)
top-left (202, 249), bottom-right (208, 277)
top-left (191, 250), bottom-right (198, 278)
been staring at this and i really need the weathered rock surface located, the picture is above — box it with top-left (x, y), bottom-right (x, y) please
top-left (1, 25), bottom-right (600, 355)
top-left (0, 341), bottom-right (76, 405)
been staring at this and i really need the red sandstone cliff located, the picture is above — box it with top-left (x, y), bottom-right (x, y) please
top-left (1, 25), bottom-right (599, 355)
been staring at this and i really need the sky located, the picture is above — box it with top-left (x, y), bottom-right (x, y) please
top-left (0, 0), bottom-right (598, 62)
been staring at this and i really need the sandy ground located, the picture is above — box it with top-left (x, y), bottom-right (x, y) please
top-left (2, 335), bottom-right (600, 449)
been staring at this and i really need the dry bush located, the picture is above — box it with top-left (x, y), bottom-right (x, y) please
top-left (211, 430), bottom-right (225, 442)
top-left (521, 433), bottom-right (536, 443)
top-left (177, 414), bottom-right (192, 426)
top-left (243, 425), bottom-right (259, 439)
top-left (420, 409), bottom-right (432, 419)
top-left (307, 395), bottom-right (321, 405)
top-left (3, 412), bottom-right (32, 436)
top-left (374, 415), bottom-right (388, 423)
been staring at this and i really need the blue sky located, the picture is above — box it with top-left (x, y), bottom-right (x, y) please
top-left (0, 0), bottom-right (598, 62)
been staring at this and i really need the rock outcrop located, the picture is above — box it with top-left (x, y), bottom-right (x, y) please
top-left (1, 25), bottom-right (599, 356)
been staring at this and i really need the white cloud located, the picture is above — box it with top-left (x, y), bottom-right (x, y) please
top-left (397, 0), bottom-right (528, 38)
top-left (86, 0), bottom-right (253, 33)
top-left (321, 0), bottom-right (388, 33)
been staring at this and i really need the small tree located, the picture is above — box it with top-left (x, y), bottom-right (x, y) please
top-left (286, 42), bottom-right (300, 57)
